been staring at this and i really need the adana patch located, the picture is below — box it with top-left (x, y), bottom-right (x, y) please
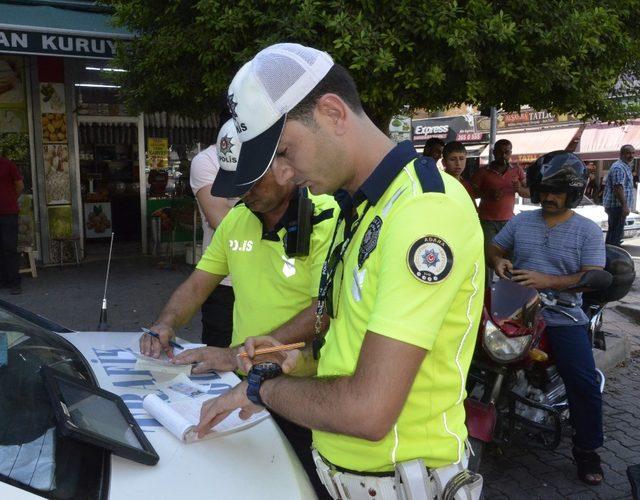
top-left (358, 216), bottom-right (383, 268)
top-left (407, 236), bottom-right (453, 283)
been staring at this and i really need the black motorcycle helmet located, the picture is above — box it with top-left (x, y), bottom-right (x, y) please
top-left (527, 151), bottom-right (588, 209)
top-left (583, 245), bottom-right (636, 304)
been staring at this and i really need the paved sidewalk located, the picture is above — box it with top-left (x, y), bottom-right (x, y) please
top-left (1, 255), bottom-right (203, 341)
top-left (482, 354), bottom-right (640, 499)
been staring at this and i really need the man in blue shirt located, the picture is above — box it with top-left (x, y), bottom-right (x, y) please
top-left (603, 144), bottom-right (636, 246)
top-left (487, 152), bottom-right (606, 486)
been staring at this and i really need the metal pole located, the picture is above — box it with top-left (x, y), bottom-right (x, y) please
top-left (489, 106), bottom-right (498, 163)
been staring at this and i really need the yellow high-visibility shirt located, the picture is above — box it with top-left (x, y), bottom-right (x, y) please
top-left (314, 142), bottom-right (484, 472)
top-left (197, 194), bottom-right (336, 346)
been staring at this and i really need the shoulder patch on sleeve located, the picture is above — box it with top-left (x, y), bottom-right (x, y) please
top-left (358, 216), bottom-right (383, 268)
top-left (406, 236), bottom-right (453, 283)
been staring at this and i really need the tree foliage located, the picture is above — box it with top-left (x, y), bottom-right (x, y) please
top-left (104, 0), bottom-right (640, 125)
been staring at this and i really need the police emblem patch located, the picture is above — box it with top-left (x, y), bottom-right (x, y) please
top-left (407, 236), bottom-right (453, 283)
top-left (219, 135), bottom-right (233, 155)
top-left (358, 216), bottom-right (382, 268)
top-left (227, 93), bottom-right (238, 119)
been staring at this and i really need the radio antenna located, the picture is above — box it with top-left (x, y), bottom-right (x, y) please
top-left (97, 232), bottom-right (114, 331)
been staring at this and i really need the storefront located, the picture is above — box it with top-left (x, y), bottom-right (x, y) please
top-left (0, 1), bottom-right (215, 264)
top-left (478, 125), bottom-right (583, 168)
top-left (575, 120), bottom-right (640, 206)
top-left (411, 114), bottom-right (489, 174)
top-left (475, 109), bottom-right (583, 168)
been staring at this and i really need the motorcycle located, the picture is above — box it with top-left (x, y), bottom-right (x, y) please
top-left (465, 245), bottom-right (636, 472)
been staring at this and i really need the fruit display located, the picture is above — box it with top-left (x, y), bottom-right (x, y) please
top-left (84, 202), bottom-right (113, 238)
top-left (48, 205), bottom-right (73, 239)
top-left (43, 145), bottom-right (70, 204)
top-left (86, 204), bottom-right (112, 234)
top-left (17, 194), bottom-right (35, 247)
top-left (42, 113), bottom-right (67, 143)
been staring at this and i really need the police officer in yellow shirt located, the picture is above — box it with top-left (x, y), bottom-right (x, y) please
top-left (196, 44), bottom-right (485, 499)
top-left (140, 119), bottom-right (336, 497)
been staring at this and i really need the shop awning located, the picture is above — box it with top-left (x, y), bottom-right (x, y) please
top-left (479, 126), bottom-right (581, 164)
top-left (0, 1), bottom-right (132, 59)
top-left (575, 121), bottom-right (640, 161)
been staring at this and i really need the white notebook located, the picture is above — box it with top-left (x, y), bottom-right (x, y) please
top-left (143, 373), bottom-right (269, 443)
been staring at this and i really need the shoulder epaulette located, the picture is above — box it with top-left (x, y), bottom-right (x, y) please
top-left (415, 156), bottom-right (445, 194)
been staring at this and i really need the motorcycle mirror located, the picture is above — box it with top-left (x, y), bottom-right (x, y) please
top-left (565, 269), bottom-right (612, 292)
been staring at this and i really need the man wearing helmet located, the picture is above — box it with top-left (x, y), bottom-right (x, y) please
top-left (486, 151), bottom-right (606, 485)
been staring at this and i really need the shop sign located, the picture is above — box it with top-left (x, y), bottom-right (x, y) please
top-left (503, 110), bottom-right (557, 127)
top-left (456, 132), bottom-right (487, 142)
top-left (476, 110), bottom-right (578, 131)
top-left (511, 154), bottom-right (539, 165)
top-left (147, 137), bottom-right (169, 169)
top-left (412, 115), bottom-right (476, 143)
top-left (0, 29), bottom-right (117, 59)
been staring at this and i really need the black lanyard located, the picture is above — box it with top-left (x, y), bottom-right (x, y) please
top-left (313, 201), bottom-right (371, 359)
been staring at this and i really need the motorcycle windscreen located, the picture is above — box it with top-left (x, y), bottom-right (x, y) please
top-left (490, 279), bottom-right (540, 326)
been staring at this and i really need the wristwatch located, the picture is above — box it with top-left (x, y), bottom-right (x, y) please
top-left (246, 362), bottom-right (282, 406)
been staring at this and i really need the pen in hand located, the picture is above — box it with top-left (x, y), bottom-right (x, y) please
top-left (141, 327), bottom-right (184, 350)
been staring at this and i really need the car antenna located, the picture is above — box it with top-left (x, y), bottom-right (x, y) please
top-left (97, 232), bottom-right (115, 331)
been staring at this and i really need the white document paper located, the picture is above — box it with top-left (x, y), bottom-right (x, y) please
top-left (127, 338), bottom-right (206, 375)
top-left (143, 374), bottom-right (269, 443)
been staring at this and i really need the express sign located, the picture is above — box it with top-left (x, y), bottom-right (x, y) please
top-left (0, 29), bottom-right (118, 59)
top-left (412, 116), bottom-right (477, 142)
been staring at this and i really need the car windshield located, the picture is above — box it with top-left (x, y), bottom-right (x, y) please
top-left (0, 304), bottom-right (106, 499)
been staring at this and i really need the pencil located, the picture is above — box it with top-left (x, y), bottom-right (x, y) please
top-left (237, 342), bottom-right (305, 358)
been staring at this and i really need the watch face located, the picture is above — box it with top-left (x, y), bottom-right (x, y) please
top-left (255, 362), bottom-right (279, 370)
top-left (252, 361), bottom-right (282, 376)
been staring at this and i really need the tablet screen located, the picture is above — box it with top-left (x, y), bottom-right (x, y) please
top-left (57, 377), bottom-right (144, 450)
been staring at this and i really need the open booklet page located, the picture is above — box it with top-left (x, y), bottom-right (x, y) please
top-left (143, 373), bottom-right (269, 443)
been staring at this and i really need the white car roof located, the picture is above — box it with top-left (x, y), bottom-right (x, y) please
top-left (60, 331), bottom-right (315, 500)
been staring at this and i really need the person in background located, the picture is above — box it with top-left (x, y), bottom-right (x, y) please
top-left (0, 155), bottom-right (24, 295)
top-left (442, 141), bottom-right (476, 202)
top-left (603, 144), bottom-right (636, 247)
top-left (190, 112), bottom-right (236, 347)
top-left (584, 162), bottom-right (597, 200)
top-left (422, 137), bottom-right (445, 163)
top-left (471, 139), bottom-right (530, 244)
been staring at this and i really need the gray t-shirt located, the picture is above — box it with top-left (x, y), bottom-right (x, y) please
top-left (493, 210), bottom-right (606, 326)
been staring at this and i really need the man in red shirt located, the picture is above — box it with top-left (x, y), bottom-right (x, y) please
top-left (0, 156), bottom-right (24, 295)
top-left (471, 139), bottom-right (530, 243)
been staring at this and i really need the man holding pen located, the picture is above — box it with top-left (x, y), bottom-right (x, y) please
top-left (140, 119), bottom-right (336, 497)
top-left (194, 44), bottom-right (484, 500)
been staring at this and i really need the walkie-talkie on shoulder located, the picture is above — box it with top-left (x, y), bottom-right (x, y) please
top-left (284, 190), bottom-right (313, 257)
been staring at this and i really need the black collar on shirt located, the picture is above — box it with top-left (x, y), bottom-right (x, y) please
top-left (333, 140), bottom-right (419, 216)
top-left (257, 192), bottom-right (299, 242)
